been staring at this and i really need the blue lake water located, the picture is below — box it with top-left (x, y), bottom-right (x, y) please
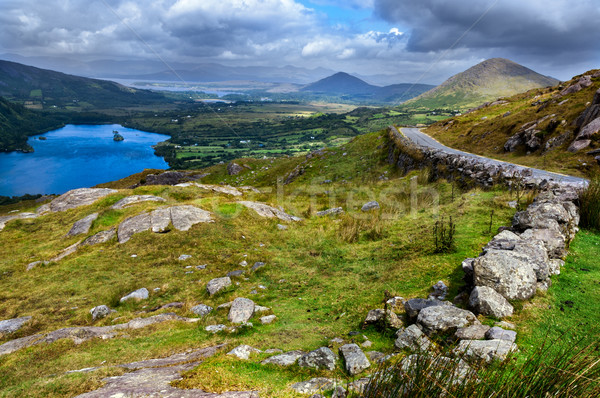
top-left (0, 124), bottom-right (169, 196)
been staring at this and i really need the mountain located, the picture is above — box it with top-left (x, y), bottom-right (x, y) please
top-left (406, 58), bottom-right (560, 110)
top-left (425, 69), bottom-right (600, 178)
top-left (0, 60), bottom-right (167, 109)
top-left (301, 72), bottom-right (435, 103)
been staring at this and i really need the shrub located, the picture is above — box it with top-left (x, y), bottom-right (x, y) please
top-left (433, 217), bottom-right (456, 253)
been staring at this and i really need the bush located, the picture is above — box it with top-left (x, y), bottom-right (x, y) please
top-left (433, 217), bottom-right (456, 253)
top-left (579, 178), bottom-right (600, 230)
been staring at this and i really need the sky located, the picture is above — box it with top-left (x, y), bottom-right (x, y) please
top-left (0, 0), bottom-right (599, 84)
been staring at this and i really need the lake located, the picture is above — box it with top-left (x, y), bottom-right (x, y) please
top-left (0, 124), bottom-right (169, 196)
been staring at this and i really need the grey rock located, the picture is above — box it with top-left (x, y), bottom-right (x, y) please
top-left (576, 117), bottom-right (600, 141)
top-left (150, 207), bottom-right (171, 233)
top-left (227, 162), bottom-right (245, 175)
top-left (260, 315), bottom-right (276, 324)
top-left (264, 349), bottom-right (283, 354)
top-left (238, 201), bottom-right (301, 222)
top-left (512, 240), bottom-right (551, 282)
top-left (316, 207), bottom-right (344, 217)
top-left (82, 228), bottom-right (116, 246)
top-left (361, 201), bottom-right (380, 212)
top-left (520, 228), bottom-right (566, 259)
top-left (120, 288), bottom-right (149, 303)
top-left (178, 254), bottom-right (192, 261)
top-left (0, 334), bottom-right (43, 356)
top-left (417, 305), bottom-right (479, 335)
top-left (227, 344), bottom-right (261, 360)
top-left (549, 259), bottom-right (565, 275)
top-left (254, 305), bottom-right (270, 313)
top-left (251, 262), bottom-right (265, 272)
top-left (227, 270), bottom-right (245, 278)
top-left (170, 205), bottom-right (214, 231)
top-left (495, 321), bottom-right (517, 330)
top-left (228, 298), bottom-right (255, 324)
top-left (26, 260), bottom-right (49, 271)
top-left (483, 230), bottom-right (522, 252)
top-left (291, 378), bottom-right (335, 394)
top-left (394, 324), bottom-right (432, 351)
top-left (404, 298), bottom-right (450, 319)
top-left (0, 316), bottom-right (32, 335)
top-left (110, 195), bottom-right (166, 210)
top-left (261, 350), bottom-right (305, 366)
top-left (367, 351), bottom-right (386, 363)
top-left (298, 347), bottom-right (336, 371)
top-left (332, 386), bottom-right (347, 398)
top-left (455, 324), bottom-right (491, 340)
top-left (205, 324), bottom-right (226, 333)
top-left (469, 286), bottom-right (514, 318)
top-left (485, 327), bottom-right (517, 343)
top-left (90, 305), bottom-right (115, 321)
top-left (49, 188), bottom-right (117, 213)
top-left (473, 249), bottom-right (537, 300)
top-left (190, 304), bottom-right (213, 317)
top-left (207, 277), bottom-right (232, 296)
top-left (67, 213), bottom-right (99, 236)
top-left (347, 378), bottom-right (371, 394)
top-left (0, 212), bottom-right (38, 231)
top-left (276, 224), bottom-right (288, 230)
top-left (363, 308), bottom-right (403, 329)
top-left (118, 213), bottom-right (152, 243)
top-left (339, 343), bottom-right (370, 375)
top-left (428, 280), bottom-right (448, 300)
top-left (453, 339), bottom-right (518, 362)
top-left (568, 139), bottom-right (591, 152)
top-left (386, 296), bottom-right (405, 311)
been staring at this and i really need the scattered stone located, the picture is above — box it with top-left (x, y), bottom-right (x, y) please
top-left (291, 378), bottom-right (335, 395)
top-left (251, 262), bottom-right (265, 272)
top-left (67, 213), bottom-right (99, 236)
top-left (90, 305), bottom-right (115, 321)
top-left (26, 261), bottom-right (48, 271)
top-left (276, 224), bottom-right (288, 230)
top-left (394, 324), bottom-right (432, 351)
top-left (549, 259), bottom-right (565, 275)
top-left (0, 334), bottom-right (43, 356)
top-left (50, 240), bottom-right (83, 262)
top-left (361, 201), bottom-right (380, 212)
top-left (428, 280), bottom-right (448, 300)
top-left (363, 308), bottom-right (403, 329)
top-left (120, 288), bottom-right (149, 303)
top-left (332, 386), bottom-right (347, 398)
top-left (264, 349), bottom-right (283, 354)
top-left (367, 351), bottom-right (385, 363)
top-left (330, 337), bottom-right (344, 345)
top-left (150, 302), bottom-right (184, 312)
top-left (82, 228), bottom-right (116, 246)
top-left (227, 345), bottom-right (261, 360)
top-left (316, 207), bottom-right (344, 217)
top-left (228, 298), bottom-right (255, 324)
top-left (110, 195), bottom-right (166, 210)
top-left (254, 305), bottom-right (270, 313)
top-left (227, 270), bottom-right (245, 278)
top-left (385, 296), bottom-right (405, 311)
top-left (178, 254), bottom-right (192, 261)
top-left (48, 188), bottom-right (117, 213)
top-left (455, 324), bottom-right (491, 341)
top-left (347, 378), bottom-right (370, 394)
top-left (0, 316), bottom-right (32, 336)
top-left (298, 347), bottom-right (336, 371)
top-left (468, 286), bottom-right (514, 318)
top-left (261, 350), bottom-right (305, 366)
top-left (417, 305), bottom-right (479, 335)
top-left (339, 343), bottom-right (370, 375)
top-left (485, 327), bottom-right (517, 343)
top-left (205, 324), bottom-right (226, 333)
top-left (453, 339), bottom-right (518, 362)
top-left (260, 315), bottom-right (276, 325)
top-left (361, 340), bottom-right (372, 348)
top-left (207, 277), bottom-right (232, 296)
top-left (404, 298), bottom-right (451, 319)
top-left (238, 201), bottom-right (301, 222)
top-left (191, 304), bottom-right (213, 317)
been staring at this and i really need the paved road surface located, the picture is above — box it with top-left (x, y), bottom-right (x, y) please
top-left (397, 127), bottom-right (588, 186)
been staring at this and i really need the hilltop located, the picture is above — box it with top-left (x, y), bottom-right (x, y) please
top-left (425, 69), bottom-right (600, 177)
top-left (406, 58), bottom-right (559, 110)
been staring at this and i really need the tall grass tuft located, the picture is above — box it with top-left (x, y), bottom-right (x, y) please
top-left (433, 217), bottom-right (456, 253)
top-left (360, 336), bottom-right (600, 398)
top-left (579, 178), bottom-right (600, 231)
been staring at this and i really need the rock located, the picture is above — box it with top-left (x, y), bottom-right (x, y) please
top-left (576, 117), bottom-right (600, 141)
top-left (190, 304), bottom-right (213, 317)
top-left (495, 321), bottom-right (516, 330)
top-left (404, 298), bottom-right (451, 319)
top-left (150, 207), bottom-right (171, 232)
top-left (339, 343), bottom-right (370, 375)
top-left (332, 386), bottom-right (347, 398)
top-left (26, 260), bottom-right (48, 271)
top-left (228, 298), bottom-right (255, 324)
top-left (82, 228), bottom-right (116, 246)
top-left (227, 344), bottom-right (261, 360)
top-left (549, 259), bottom-right (565, 275)
top-left (0, 316), bottom-right (32, 335)
top-left (567, 139), bottom-right (591, 152)
top-left (367, 351), bottom-right (385, 363)
top-left (560, 75), bottom-right (592, 96)
top-left (316, 207), bottom-right (344, 217)
top-left (117, 213), bottom-right (152, 243)
top-left (291, 378), bottom-right (335, 395)
top-left (276, 224), bottom-right (288, 230)
top-left (254, 305), bottom-right (270, 313)
top-left (261, 350), bottom-right (305, 366)
top-left (347, 378), bottom-right (371, 394)
top-left (90, 305), bottom-right (115, 321)
top-left (394, 324), bottom-right (432, 351)
top-left (468, 286), bottom-right (514, 318)
top-left (238, 201), bottom-right (301, 222)
top-left (483, 230), bottom-right (522, 252)
top-left (385, 296), bottom-right (405, 311)
top-left (178, 254), bottom-right (192, 261)
top-left (363, 308), bottom-right (403, 329)
top-left (428, 280), bottom-right (448, 300)
top-left (361, 201), bottom-right (380, 212)
top-left (416, 305), bottom-right (478, 335)
top-left (120, 288), bottom-right (149, 303)
top-left (110, 195), bottom-right (166, 210)
top-left (473, 249), bottom-right (537, 300)
top-left (143, 171), bottom-right (188, 186)
top-left (298, 347), bottom-right (336, 371)
top-left (150, 302), bottom-right (184, 312)
top-left (361, 340), bottom-right (372, 348)
top-left (260, 315), bottom-right (276, 324)
top-left (0, 334), bottom-right (43, 356)
top-left (206, 277), bottom-right (232, 296)
top-left (227, 162), bottom-right (245, 175)
top-left (192, 183), bottom-right (243, 197)
top-left (512, 240), bottom-right (551, 282)
top-left (227, 270), bottom-right (245, 278)
top-left (462, 258), bottom-right (475, 283)
top-left (485, 327), bottom-right (517, 343)
top-left (50, 240), bottom-right (83, 262)
top-left (48, 188), bottom-right (117, 213)
top-left (455, 324), bottom-right (491, 340)
top-left (170, 205), bottom-right (214, 231)
top-left (251, 262), bottom-right (265, 272)
top-left (67, 213), bottom-right (99, 236)
top-left (520, 228), bottom-right (566, 259)
top-left (453, 339), bottom-right (518, 362)
top-left (205, 324), bottom-right (226, 333)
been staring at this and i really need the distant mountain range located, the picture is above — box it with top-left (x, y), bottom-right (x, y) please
top-left (406, 58), bottom-right (560, 110)
top-left (301, 72), bottom-right (435, 103)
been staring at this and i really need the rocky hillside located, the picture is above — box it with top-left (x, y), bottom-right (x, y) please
top-left (406, 58), bottom-right (559, 110)
top-left (425, 69), bottom-right (600, 178)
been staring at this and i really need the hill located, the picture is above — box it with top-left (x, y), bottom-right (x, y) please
top-left (406, 58), bottom-right (560, 110)
top-left (0, 60), bottom-right (167, 109)
top-left (425, 69), bottom-right (600, 177)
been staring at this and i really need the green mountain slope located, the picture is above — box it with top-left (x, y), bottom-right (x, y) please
top-left (406, 58), bottom-right (560, 110)
top-left (0, 60), bottom-right (166, 109)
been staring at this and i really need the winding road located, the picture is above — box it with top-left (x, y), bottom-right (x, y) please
top-left (397, 127), bottom-right (588, 186)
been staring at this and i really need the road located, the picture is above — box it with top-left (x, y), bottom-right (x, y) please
top-left (396, 127), bottom-right (588, 186)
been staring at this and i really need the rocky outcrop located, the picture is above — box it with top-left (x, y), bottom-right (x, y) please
top-left (0, 212), bottom-right (38, 231)
top-left (176, 183), bottom-right (243, 196)
top-left (394, 325), bottom-right (432, 351)
top-left (227, 162), bottom-right (245, 175)
top-left (67, 213), bottom-right (99, 236)
top-left (0, 316), bottom-right (31, 336)
top-left (316, 207), bottom-right (344, 217)
top-left (238, 201), bottom-right (301, 222)
top-left (110, 195), bottom-right (166, 209)
top-left (48, 188), bottom-right (117, 213)
top-left (261, 350), bottom-right (305, 366)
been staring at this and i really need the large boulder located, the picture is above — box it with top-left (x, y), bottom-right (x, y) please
top-left (404, 298), bottom-right (450, 319)
top-left (453, 339), bottom-right (518, 362)
top-left (339, 344), bottom-right (370, 375)
top-left (455, 324), bottom-right (490, 340)
top-left (520, 228), bottom-right (566, 259)
top-left (416, 305), bottom-right (479, 335)
top-left (483, 230), bottom-right (522, 252)
top-left (468, 286), bottom-right (514, 318)
top-left (67, 213), bottom-right (99, 236)
top-left (473, 249), bottom-right (537, 300)
top-left (394, 324), bottom-right (432, 351)
top-left (228, 298), bottom-right (255, 324)
top-left (298, 347), bottom-right (336, 370)
top-left (170, 205), bottom-right (213, 231)
top-left (120, 288), bottom-right (149, 303)
top-left (206, 277), bottom-right (232, 296)
top-left (227, 162), bottom-right (245, 175)
top-left (512, 240), bottom-right (551, 282)
top-left (117, 213), bottom-right (152, 243)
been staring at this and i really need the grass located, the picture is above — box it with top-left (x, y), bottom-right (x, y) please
top-left (578, 177), bottom-right (600, 231)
